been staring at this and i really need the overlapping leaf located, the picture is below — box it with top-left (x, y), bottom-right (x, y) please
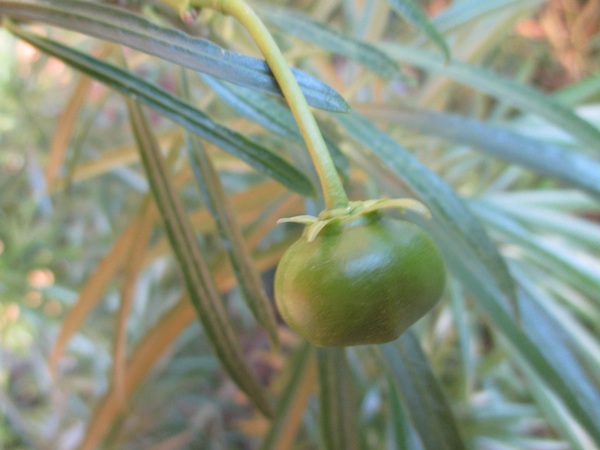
top-left (6, 24), bottom-right (314, 196)
top-left (433, 228), bottom-right (600, 444)
top-left (186, 134), bottom-right (279, 347)
top-left (381, 44), bottom-right (600, 150)
top-left (126, 98), bottom-right (272, 417)
top-left (259, 343), bottom-right (316, 450)
top-left (0, 0), bottom-right (348, 112)
top-left (201, 75), bottom-right (349, 179)
top-left (473, 202), bottom-right (600, 301)
top-left (337, 112), bottom-right (517, 308)
top-left (81, 226), bottom-right (294, 450)
top-left (357, 105), bottom-right (600, 197)
top-left (386, 0), bottom-right (450, 60)
top-left (380, 332), bottom-right (466, 450)
top-left (257, 6), bottom-right (400, 79)
top-left (317, 348), bottom-right (357, 450)
top-left (337, 112), bottom-right (600, 442)
top-left (432, 0), bottom-right (543, 34)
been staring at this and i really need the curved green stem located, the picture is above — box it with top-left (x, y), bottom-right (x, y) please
top-left (191, 0), bottom-right (349, 209)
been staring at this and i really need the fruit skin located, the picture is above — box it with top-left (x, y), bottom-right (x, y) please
top-left (274, 214), bottom-right (445, 346)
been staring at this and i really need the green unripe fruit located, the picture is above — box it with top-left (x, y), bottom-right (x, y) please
top-left (274, 215), bottom-right (445, 346)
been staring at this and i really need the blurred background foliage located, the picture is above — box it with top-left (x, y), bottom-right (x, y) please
top-left (1, 0), bottom-right (600, 449)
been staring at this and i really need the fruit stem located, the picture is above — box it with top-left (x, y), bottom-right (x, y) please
top-left (190, 0), bottom-right (349, 209)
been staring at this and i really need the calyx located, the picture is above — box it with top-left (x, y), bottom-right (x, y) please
top-left (278, 198), bottom-right (431, 242)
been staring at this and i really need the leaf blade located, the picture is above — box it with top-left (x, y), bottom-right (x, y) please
top-left (6, 24), bottom-right (314, 196)
top-left (317, 348), bottom-right (358, 450)
top-left (433, 225), bottom-right (600, 443)
top-left (81, 240), bottom-right (292, 449)
top-left (259, 343), bottom-right (317, 450)
top-left (258, 6), bottom-right (401, 79)
top-left (337, 112), bottom-right (600, 441)
top-left (381, 44), bottom-right (600, 150)
top-left (357, 105), bottom-right (600, 197)
top-left (432, 0), bottom-right (543, 35)
top-left (201, 74), bottom-right (350, 180)
top-left (379, 332), bottom-right (466, 450)
top-left (112, 197), bottom-right (156, 413)
top-left (186, 135), bottom-right (280, 347)
top-left (337, 112), bottom-right (517, 309)
top-left (126, 98), bottom-right (272, 417)
top-left (387, 0), bottom-right (451, 60)
top-left (0, 0), bottom-right (348, 112)
top-left (472, 202), bottom-right (600, 300)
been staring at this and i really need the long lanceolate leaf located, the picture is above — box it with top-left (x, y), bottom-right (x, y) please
top-left (113, 197), bottom-right (155, 411)
top-left (473, 203), bottom-right (600, 300)
top-left (338, 112), bottom-right (517, 308)
top-left (432, 0), bottom-right (544, 35)
top-left (81, 237), bottom-right (294, 449)
top-left (381, 44), bottom-right (600, 151)
top-left (259, 343), bottom-right (316, 450)
top-left (386, 0), bottom-right (450, 61)
top-left (201, 75), bottom-right (350, 179)
top-left (317, 348), bottom-right (357, 450)
top-left (0, 0), bottom-right (348, 112)
top-left (358, 105), bottom-right (600, 198)
top-left (439, 235), bottom-right (600, 444)
top-left (186, 135), bottom-right (279, 347)
top-left (337, 113), bottom-right (600, 442)
top-left (6, 24), bottom-right (314, 197)
top-left (380, 332), bottom-right (466, 450)
top-left (126, 99), bottom-right (272, 417)
top-left (516, 289), bottom-right (600, 442)
top-left (257, 7), bottom-right (400, 79)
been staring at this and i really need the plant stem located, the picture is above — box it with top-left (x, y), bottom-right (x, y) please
top-left (191, 0), bottom-right (349, 209)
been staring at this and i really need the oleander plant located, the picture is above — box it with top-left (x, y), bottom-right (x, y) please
top-left (1, 0), bottom-right (600, 449)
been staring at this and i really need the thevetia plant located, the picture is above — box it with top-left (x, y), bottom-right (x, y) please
top-left (166, 0), bottom-right (446, 347)
top-left (2, 0), bottom-right (600, 448)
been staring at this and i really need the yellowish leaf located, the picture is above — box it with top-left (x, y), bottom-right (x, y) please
top-left (112, 197), bottom-right (156, 412)
top-left (79, 243), bottom-right (288, 450)
top-left (45, 44), bottom-right (112, 188)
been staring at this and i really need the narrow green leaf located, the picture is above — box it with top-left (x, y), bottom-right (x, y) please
top-left (186, 135), bottom-right (279, 347)
top-left (514, 269), bottom-right (600, 379)
top-left (515, 288), bottom-right (600, 439)
top-left (0, 0), bottom-right (349, 112)
top-left (519, 363), bottom-right (598, 450)
top-left (201, 74), bottom-right (350, 179)
top-left (337, 112), bottom-right (517, 310)
top-left (257, 6), bottom-right (401, 79)
top-left (125, 98), bottom-right (272, 417)
top-left (359, 105), bottom-right (600, 197)
top-left (485, 203), bottom-right (600, 253)
top-left (380, 44), bottom-right (600, 150)
top-left (338, 113), bottom-right (600, 441)
top-left (379, 332), bottom-right (466, 450)
top-left (317, 348), bottom-right (357, 450)
top-left (386, 0), bottom-right (450, 61)
top-left (259, 343), bottom-right (316, 450)
top-left (473, 202), bottom-right (600, 300)
top-left (434, 229), bottom-right (600, 443)
top-left (385, 375), bottom-right (410, 450)
top-left (6, 24), bottom-right (314, 196)
top-left (448, 279), bottom-right (474, 399)
top-left (554, 73), bottom-right (600, 107)
top-left (432, 0), bottom-right (543, 34)
top-left (482, 189), bottom-right (599, 213)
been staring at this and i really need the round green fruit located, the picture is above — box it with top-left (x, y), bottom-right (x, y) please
top-left (274, 214), bottom-right (445, 346)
